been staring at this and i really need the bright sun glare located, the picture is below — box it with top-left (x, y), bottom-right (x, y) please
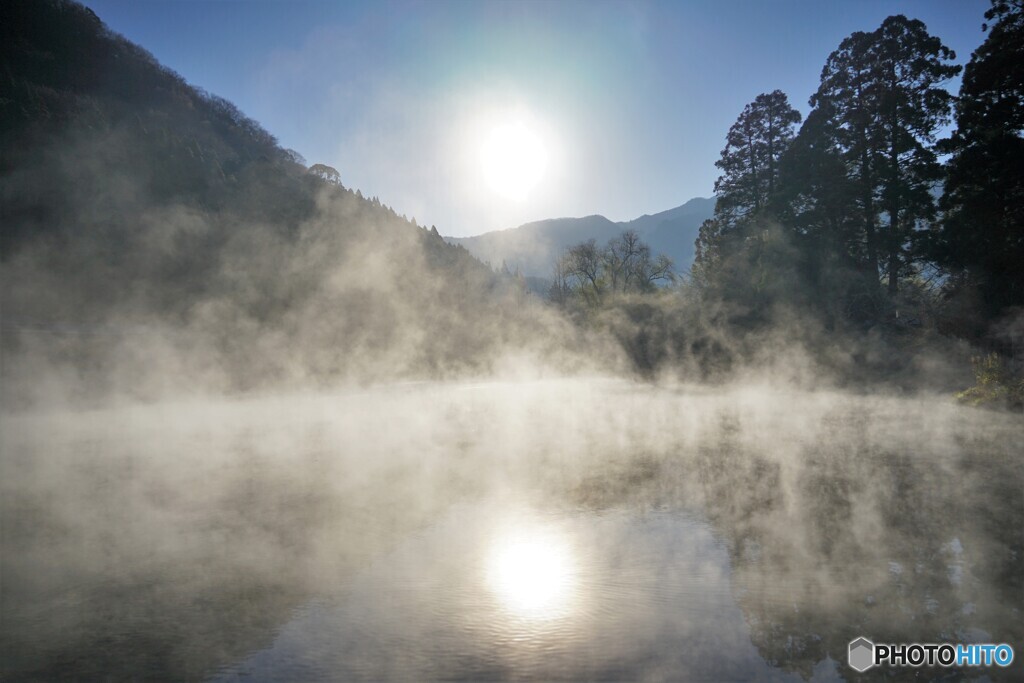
top-left (480, 120), bottom-right (548, 201)
top-left (486, 527), bottom-right (576, 619)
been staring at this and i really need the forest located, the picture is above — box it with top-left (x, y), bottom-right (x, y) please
top-left (548, 2), bottom-right (1023, 406)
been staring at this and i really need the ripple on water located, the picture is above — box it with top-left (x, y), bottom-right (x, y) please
top-left (211, 503), bottom-right (803, 682)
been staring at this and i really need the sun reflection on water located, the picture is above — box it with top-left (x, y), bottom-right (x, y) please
top-left (485, 522), bottom-right (578, 621)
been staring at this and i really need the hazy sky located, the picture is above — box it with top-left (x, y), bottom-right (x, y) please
top-left (85, 0), bottom-right (989, 237)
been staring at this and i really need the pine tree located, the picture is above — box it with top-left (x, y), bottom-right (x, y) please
top-left (811, 15), bottom-right (959, 295)
top-left (694, 91), bottom-right (801, 289)
top-left (713, 90), bottom-right (802, 225)
top-left (936, 0), bottom-right (1024, 317)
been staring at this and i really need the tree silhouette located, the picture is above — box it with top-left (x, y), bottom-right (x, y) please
top-left (811, 15), bottom-right (959, 295)
top-left (308, 163), bottom-right (342, 185)
top-left (554, 232), bottom-right (674, 307)
top-left (694, 91), bottom-right (801, 293)
top-left (935, 0), bottom-right (1024, 318)
top-left (714, 90), bottom-right (802, 225)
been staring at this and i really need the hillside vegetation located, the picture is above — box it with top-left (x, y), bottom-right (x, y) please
top-left (0, 0), bottom-right (587, 407)
top-left (544, 4), bottom-right (1023, 400)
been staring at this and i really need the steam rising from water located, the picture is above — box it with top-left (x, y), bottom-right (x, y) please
top-left (2, 379), bottom-right (1021, 680)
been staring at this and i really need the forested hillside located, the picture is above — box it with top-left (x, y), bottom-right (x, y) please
top-left (0, 0), bottom-right (579, 406)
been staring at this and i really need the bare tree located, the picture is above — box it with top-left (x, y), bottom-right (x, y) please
top-left (549, 254), bottom-right (573, 305)
top-left (604, 230), bottom-right (644, 291)
top-left (642, 253), bottom-right (675, 288)
top-left (552, 232), bottom-right (674, 305)
top-left (565, 239), bottom-right (605, 304)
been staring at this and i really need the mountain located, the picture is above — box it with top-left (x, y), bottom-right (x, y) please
top-left (0, 0), bottom-right (553, 407)
top-left (627, 197), bottom-right (717, 272)
top-left (446, 197), bottom-right (715, 280)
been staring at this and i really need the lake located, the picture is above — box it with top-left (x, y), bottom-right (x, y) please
top-left (2, 379), bottom-right (1021, 681)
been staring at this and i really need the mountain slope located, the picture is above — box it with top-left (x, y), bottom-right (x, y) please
top-left (0, 0), bottom-right (567, 407)
top-left (446, 197), bottom-right (714, 279)
top-left (446, 215), bottom-right (619, 277)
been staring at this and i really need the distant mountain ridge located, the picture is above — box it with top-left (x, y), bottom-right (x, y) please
top-left (445, 197), bottom-right (715, 279)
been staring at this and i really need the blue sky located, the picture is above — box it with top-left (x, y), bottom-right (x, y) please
top-left (85, 0), bottom-right (990, 237)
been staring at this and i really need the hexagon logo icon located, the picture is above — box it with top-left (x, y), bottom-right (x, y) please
top-left (849, 637), bottom-right (875, 672)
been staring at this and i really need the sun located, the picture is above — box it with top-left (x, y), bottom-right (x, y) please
top-left (480, 120), bottom-right (548, 201)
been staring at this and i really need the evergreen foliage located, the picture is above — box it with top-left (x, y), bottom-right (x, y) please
top-left (934, 0), bottom-right (1024, 320)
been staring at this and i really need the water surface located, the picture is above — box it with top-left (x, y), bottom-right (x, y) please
top-left (2, 380), bottom-right (1021, 681)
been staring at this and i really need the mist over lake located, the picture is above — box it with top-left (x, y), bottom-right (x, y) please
top-left (3, 381), bottom-right (1021, 681)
